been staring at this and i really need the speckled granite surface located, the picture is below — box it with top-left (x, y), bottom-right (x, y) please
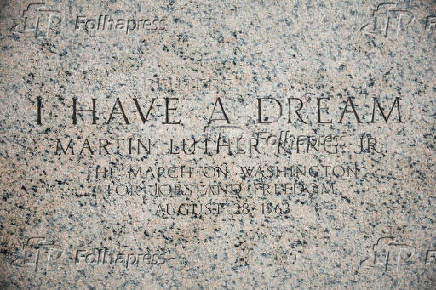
top-left (0, 0), bottom-right (435, 289)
